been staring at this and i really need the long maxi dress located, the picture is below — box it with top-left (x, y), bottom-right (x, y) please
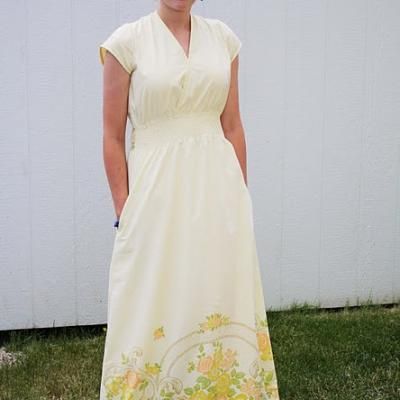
top-left (98, 9), bottom-right (280, 400)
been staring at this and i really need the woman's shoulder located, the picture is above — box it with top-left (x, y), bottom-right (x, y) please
top-left (99, 12), bottom-right (150, 52)
top-left (196, 15), bottom-right (242, 61)
top-left (99, 14), bottom-right (150, 73)
top-left (196, 14), bottom-right (235, 37)
top-left (112, 13), bottom-right (149, 36)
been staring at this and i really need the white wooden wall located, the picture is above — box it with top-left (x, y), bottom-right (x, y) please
top-left (1, 0), bottom-right (399, 330)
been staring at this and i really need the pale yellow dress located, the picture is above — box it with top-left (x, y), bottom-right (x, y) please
top-left (98, 9), bottom-right (280, 400)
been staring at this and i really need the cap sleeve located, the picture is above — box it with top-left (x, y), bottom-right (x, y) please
top-left (218, 20), bottom-right (242, 62)
top-left (99, 23), bottom-right (135, 74)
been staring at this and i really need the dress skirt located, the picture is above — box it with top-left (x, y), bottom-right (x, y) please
top-left (100, 113), bottom-right (280, 400)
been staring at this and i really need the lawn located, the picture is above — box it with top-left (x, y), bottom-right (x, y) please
top-left (0, 303), bottom-right (399, 400)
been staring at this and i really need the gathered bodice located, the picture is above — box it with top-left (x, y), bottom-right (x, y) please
top-left (99, 10), bottom-right (242, 135)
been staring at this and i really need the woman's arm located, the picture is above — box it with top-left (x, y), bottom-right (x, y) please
top-left (220, 55), bottom-right (247, 186)
top-left (102, 51), bottom-right (131, 219)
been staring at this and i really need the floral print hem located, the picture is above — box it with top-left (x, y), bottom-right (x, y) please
top-left (102, 312), bottom-right (280, 400)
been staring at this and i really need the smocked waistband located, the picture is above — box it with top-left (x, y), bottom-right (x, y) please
top-left (130, 112), bottom-right (224, 147)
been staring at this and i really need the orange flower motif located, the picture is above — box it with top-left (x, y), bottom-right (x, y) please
top-left (256, 331), bottom-right (269, 352)
top-left (220, 348), bottom-right (237, 370)
top-left (125, 370), bottom-right (142, 389)
top-left (220, 357), bottom-right (235, 370)
top-left (197, 356), bottom-right (214, 373)
top-left (257, 330), bottom-right (274, 361)
top-left (226, 348), bottom-right (236, 356)
top-left (241, 378), bottom-right (261, 398)
top-left (153, 326), bottom-right (165, 340)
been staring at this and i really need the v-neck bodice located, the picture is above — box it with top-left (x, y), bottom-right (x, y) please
top-left (153, 10), bottom-right (194, 61)
top-left (99, 10), bottom-right (242, 133)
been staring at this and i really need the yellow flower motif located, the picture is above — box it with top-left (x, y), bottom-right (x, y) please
top-left (207, 366), bottom-right (220, 381)
top-left (144, 362), bottom-right (161, 375)
top-left (260, 350), bottom-right (273, 361)
top-left (189, 390), bottom-right (208, 400)
top-left (233, 395), bottom-right (248, 400)
top-left (153, 326), bottom-right (165, 340)
top-left (215, 372), bottom-right (231, 394)
top-left (214, 348), bottom-right (224, 363)
top-left (105, 377), bottom-right (123, 396)
top-left (198, 313), bottom-right (231, 332)
top-left (255, 313), bottom-right (269, 330)
top-left (125, 369), bottom-right (142, 389)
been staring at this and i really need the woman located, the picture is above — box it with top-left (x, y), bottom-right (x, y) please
top-left (99, 1), bottom-right (280, 399)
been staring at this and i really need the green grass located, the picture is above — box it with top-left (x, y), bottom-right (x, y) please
top-left (269, 302), bottom-right (400, 400)
top-left (0, 303), bottom-right (399, 400)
